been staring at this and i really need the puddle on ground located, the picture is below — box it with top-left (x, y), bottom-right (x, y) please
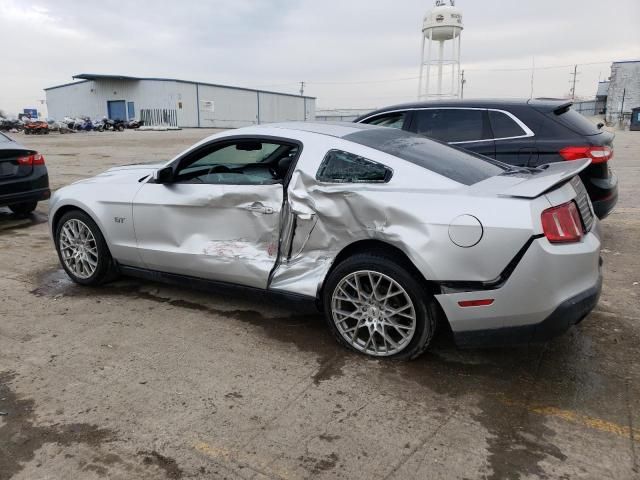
top-left (0, 371), bottom-right (117, 479)
top-left (31, 267), bottom-right (346, 386)
top-left (28, 266), bottom-right (639, 479)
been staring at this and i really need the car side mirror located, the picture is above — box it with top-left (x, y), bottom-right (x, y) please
top-left (154, 166), bottom-right (174, 184)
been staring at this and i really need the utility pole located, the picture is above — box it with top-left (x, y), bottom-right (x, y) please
top-left (460, 70), bottom-right (466, 99)
top-left (569, 64), bottom-right (579, 100)
top-left (529, 57), bottom-right (535, 99)
top-left (299, 81), bottom-right (305, 96)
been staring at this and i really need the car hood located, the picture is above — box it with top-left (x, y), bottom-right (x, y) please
top-left (74, 162), bottom-right (164, 184)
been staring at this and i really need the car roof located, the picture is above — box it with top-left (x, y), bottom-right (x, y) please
top-left (266, 121), bottom-right (385, 138)
top-left (357, 98), bottom-right (572, 119)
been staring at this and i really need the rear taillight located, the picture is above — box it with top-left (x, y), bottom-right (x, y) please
top-left (16, 153), bottom-right (45, 166)
top-left (541, 201), bottom-right (583, 243)
top-left (559, 146), bottom-right (612, 164)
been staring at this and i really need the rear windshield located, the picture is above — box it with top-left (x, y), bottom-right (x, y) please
top-left (553, 108), bottom-right (601, 136)
top-left (343, 128), bottom-right (506, 186)
top-left (0, 132), bottom-right (11, 143)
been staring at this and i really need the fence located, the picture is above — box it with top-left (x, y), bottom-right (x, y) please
top-left (140, 108), bottom-right (178, 127)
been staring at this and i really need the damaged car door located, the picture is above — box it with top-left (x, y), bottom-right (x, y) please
top-left (132, 138), bottom-right (296, 289)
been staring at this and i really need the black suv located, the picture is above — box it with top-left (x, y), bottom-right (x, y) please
top-left (0, 132), bottom-right (50, 215)
top-left (355, 99), bottom-right (618, 219)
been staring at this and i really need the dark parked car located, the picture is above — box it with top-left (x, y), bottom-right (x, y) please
top-left (0, 132), bottom-right (50, 215)
top-left (355, 99), bottom-right (618, 218)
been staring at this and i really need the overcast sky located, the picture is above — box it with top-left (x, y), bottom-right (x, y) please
top-left (1, 0), bottom-right (638, 116)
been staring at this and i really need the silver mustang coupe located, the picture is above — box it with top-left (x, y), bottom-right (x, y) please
top-left (49, 122), bottom-right (602, 359)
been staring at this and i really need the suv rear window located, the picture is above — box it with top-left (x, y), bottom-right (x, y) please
top-left (488, 110), bottom-right (527, 138)
top-left (413, 109), bottom-right (490, 143)
top-left (553, 108), bottom-right (601, 136)
top-left (344, 128), bottom-right (506, 186)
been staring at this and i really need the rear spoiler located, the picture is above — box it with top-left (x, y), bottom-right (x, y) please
top-left (497, 159), bottom-right (591, 198)
top-left (527, 98), bottom-right (573, 115)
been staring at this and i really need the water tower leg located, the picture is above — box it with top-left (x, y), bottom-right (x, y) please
top-left (437, 40), bottom-right (444, 96)
top-left (425, 30), bottom-right (433, 98)
top-left (418, 35), bottom-right (426, 99)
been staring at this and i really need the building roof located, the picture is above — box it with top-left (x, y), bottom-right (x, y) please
top-left (612, 60), bottom-right (640, 64)
top-left (44, 73), bottom-right (316, 99)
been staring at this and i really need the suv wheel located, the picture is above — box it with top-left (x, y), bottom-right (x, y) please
top-left (54, 210), bottom-right (118, 285)
top-left (323, 252), bottom-right (437, 359)
top-left (9, 201), bottom-right (37, 215)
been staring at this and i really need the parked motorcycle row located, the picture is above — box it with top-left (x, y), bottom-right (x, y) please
top-left (0, 117), bottom-right (144, 134)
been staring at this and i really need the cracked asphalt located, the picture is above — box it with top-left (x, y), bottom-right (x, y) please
top-left (1, 128), bottom-right (639, 479)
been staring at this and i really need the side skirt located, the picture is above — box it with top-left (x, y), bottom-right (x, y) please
top-left (118, 264), bottom-right (319, 309)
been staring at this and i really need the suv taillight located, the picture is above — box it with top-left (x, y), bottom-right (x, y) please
top-left (559, 146), bottom-right (612, 164)
top-left (16, 153), bottom-right (45, 166)
top-left (541, 201), bottom-right (583, 243)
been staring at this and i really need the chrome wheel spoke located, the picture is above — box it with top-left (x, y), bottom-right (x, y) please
top-left (332, 270), bottom-right (416, 357)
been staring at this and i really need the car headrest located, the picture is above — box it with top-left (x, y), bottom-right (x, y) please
top-left (277, 156), bottom-right (294, 177)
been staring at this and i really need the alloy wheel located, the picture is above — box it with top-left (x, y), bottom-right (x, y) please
top-left (331, 270), bottom-right (417, 356)
top-left (59, 219), bottom-right (99, 279)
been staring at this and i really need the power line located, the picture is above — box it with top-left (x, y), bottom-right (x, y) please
top-left (251, 60), bottom-right (617, 92)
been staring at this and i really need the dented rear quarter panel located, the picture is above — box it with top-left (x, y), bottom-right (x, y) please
top-left (269, 133), bottom-right (540, 298)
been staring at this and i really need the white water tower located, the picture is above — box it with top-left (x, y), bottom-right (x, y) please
top-left (418, 1), bottom-right (463, 99)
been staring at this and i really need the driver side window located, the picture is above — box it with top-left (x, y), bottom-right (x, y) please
top-left (174, 140), bottom-right (297, 185)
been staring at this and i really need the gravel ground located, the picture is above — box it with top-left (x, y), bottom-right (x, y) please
top-left (1, 128), bottom-right (639, 479)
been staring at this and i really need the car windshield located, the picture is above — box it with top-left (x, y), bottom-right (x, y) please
top-left (343, 127), bottom-right (507, 186)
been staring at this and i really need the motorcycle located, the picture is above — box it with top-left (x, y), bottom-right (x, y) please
top-left (126, 119), bottom-right (144, 129)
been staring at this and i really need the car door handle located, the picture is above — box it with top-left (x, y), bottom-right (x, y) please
top-left (245, 202), bottom-right (274, 214)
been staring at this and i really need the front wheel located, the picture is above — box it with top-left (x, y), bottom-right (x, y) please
top-left (54, 210), bottom-right (118, 285)
top-left (323, 252), bottom-right (437, 360)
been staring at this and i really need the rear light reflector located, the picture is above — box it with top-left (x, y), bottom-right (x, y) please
top-left (559, 146), bottom-right (612, 164)
top-left (458, 299), bottom-right (494, 307)
top-left (16, 153), bottom-right (45, 166)
top-left (541, 201), bottom-right (583, 243)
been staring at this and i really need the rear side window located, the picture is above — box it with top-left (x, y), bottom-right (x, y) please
top-left (362, 112), bottom-right (406, 129)
top-left (552, 108), bottom-right (601, 136)
top-left (488, 110), bottom-right (527, 138)
top-left (317, 149), bottom-right (391, 183)
top-left (344, 128), bottom-right (506, 186)
top-left (413, 109), bottom-right (490, 143)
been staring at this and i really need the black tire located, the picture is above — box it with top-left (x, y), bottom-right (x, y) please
top-left (117, 125), bottom-right (124, 132)
top-left (54, 210), bottom-right (118, 286)
top-left (9, 201), bottom-right (37, 215)
top-left (322, 251), bottom-right (437, 360)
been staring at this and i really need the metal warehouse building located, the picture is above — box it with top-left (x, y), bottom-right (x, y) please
top-left (44, 74), bottom-right (316, 128)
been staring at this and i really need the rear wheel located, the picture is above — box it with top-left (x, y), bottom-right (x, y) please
top-left (54, 210), bottom-right (118, 285)
top-left (9, 201), bottom-right (37, 215)
top-left (323, 252), bottom-right (437, 360)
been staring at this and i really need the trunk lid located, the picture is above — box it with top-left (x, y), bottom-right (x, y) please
top-left (0, 148), bottom-right (34, 179)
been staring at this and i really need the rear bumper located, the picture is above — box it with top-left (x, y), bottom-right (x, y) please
top-left (452, 271), bottom-right (602, 347)
top-left (585, 170), bottom-right (618, 219)
top-left (0, 187), bottom-right (50, 207)
top-left (435, 232), bottom-right (602, 348)
top-left (591, 187), bottom-right (618, 219)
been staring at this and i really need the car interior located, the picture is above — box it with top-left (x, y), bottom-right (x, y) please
top-left (174, 140), bottom-right (299, 185)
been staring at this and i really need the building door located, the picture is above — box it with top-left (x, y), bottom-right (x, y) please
top-left (127, 102), bottom-right (135, 120)
top-left (107, 100), bottom-right (126, 121)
